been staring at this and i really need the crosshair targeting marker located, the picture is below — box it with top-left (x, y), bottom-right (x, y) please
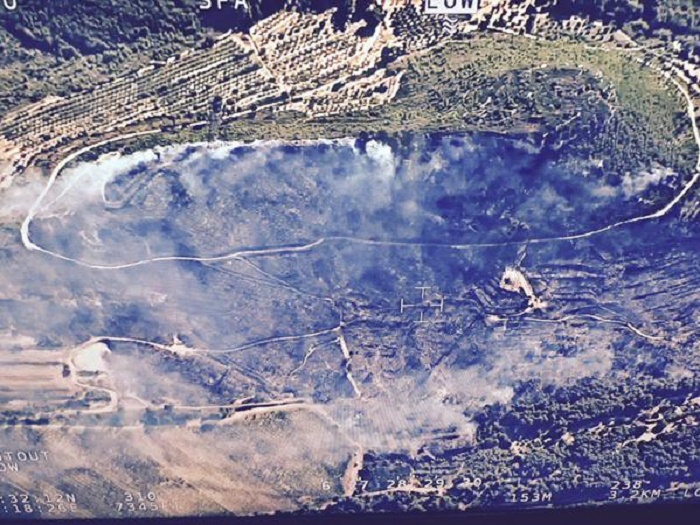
top-left (400, 286), bottom-right (445, 323)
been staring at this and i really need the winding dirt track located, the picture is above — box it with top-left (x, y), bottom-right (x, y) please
top-left (18, 87), bottom-right (700, 269)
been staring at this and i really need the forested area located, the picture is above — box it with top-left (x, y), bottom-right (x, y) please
top-left (321, 374), bottom-right (700, 514)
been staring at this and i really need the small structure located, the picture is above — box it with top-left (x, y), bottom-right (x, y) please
top-left (499, 266), bottom-right (546, 311)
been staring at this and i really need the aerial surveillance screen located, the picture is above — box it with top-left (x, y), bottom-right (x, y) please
top-left (0, 0), bottom-right (699, 521)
